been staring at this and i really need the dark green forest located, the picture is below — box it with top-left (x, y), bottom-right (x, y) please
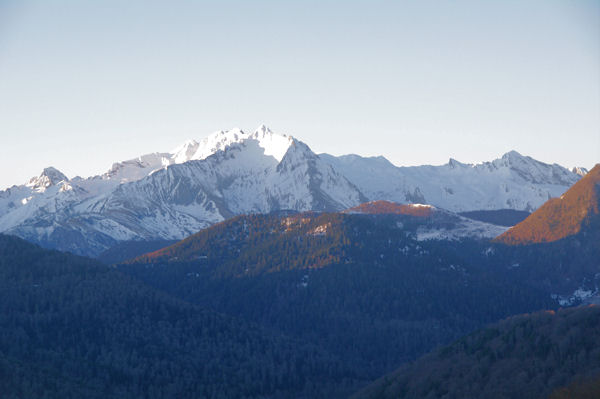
top-left (352, 306), bottom-right (600, 399)
top-left (0, 234), bottom-right (363, 399)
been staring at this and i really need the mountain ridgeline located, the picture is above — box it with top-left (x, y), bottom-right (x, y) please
top-left (0, 126), bottom-right (582, 256)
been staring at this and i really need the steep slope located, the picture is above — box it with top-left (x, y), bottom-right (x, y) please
top-left (320, 151), bottom-right (581, 212)
top-left (352, 306), bottom-right (600, 399)
top-left (496, 164), bottom-right (600, 245)
top-left (0, 234), bottom-right (360, 398)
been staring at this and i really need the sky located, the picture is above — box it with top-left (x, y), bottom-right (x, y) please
top-left (0, 0), bottom-right (598, 189)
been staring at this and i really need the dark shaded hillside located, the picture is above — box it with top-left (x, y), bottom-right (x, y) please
top-left (121, 209), bottom-right (599, 381)
top-left (550, 374), bottom-right (600, 399)
top-left (496, 164), bottom-right (600, 244)
top-left (96, 239), bottom-right (177, 264)
top-left (0, 234), bottom-right (361, 399)
top-left (352, 306), bottom-right (600, 399)
top-left (459, 209), bottom-right (530, 226)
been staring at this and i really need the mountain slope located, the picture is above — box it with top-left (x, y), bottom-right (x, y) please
top-left (352, 306), bottom-right (600, 399)
top-left (320, 151), bottom-right (580, 212)
top-left (0, 234), bottom-right (360, 398)
top-left (496, 164), bottom-right (600, 245)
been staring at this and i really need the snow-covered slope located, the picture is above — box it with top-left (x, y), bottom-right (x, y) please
top-left (320, 151), bottom-right (580, 212)
top-left (0, 126), bottom-right (365, 256)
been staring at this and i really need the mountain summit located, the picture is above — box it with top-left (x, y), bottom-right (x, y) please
top-left (27, 167), bottom-right (68, 191)
top-left (169, 125), bottom-right (293, 164)
top-left (495, 164), bottom-right (600, 245)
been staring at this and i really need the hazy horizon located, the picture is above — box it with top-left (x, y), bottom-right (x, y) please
top-left (1, 0), bottom-right (598, 188)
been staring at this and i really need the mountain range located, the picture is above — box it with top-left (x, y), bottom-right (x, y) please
top-left (0, 125), bottom-right (584, 256)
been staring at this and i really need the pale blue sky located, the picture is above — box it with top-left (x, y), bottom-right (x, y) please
top-left (0, 0), bottom-right (598, 189)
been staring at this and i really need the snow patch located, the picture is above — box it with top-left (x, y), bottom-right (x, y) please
top-left (552, 287), bottom-right (597, 306)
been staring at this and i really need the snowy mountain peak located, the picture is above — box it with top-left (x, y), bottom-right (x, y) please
top-left (171, 139), bottom-right (200, 164)
top-left (254, 124), bottom-right (271, 134)
top-left (250, 125), bottom-right (294, 162)
top-left (502, 150), bottom-right (523, 159)
top-left (488, 150), bottom-right (576, 186)
top-left (180, 128), bottom-right (250, 162)
top-left (572, 167), bottom-right (589, 177)
top-left (448, 158), bottom-right (470, 169)
top-left (100, 126), bottom-right (292, 188)
top-left (27, 167), bottom-right (68, 191)
top-left (495, 150), bottom-right (529, 167)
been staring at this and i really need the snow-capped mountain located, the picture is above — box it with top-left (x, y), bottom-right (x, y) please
top-left (319, 150), bottom-right (580, 213)
top-left (571, 166), bottom-right (589, 177)
top-left (0, 126), bottom-right (365, 255)
top-left (0, 125), bottom-right (582, 256)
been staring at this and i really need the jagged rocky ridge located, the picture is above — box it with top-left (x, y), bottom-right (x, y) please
top-left (0, 125), bottom-right (583, 256)
top-left (319, 151), bottom-right (581, 212)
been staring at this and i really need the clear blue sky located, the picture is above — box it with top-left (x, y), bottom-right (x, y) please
top-left (0, 0), bottom-right (598, 189)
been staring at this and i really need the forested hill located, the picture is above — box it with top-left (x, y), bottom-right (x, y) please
top-left (352, 306), bottom-right (600, 399)
top-left (129, 208), bottom-right (505, 275)
top-left (0, 234), bottom-right (361, 399)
